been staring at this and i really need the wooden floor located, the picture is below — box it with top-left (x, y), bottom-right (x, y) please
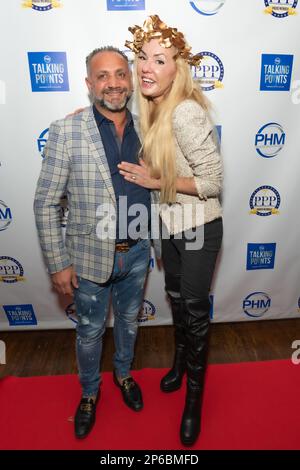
top-left (1, 318), bottom-right (300, 378)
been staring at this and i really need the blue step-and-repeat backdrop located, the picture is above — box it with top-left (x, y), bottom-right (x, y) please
top-left (0, 0), bottom-right (300, 330)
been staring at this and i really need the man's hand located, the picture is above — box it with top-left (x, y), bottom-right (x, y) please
top-left (51, 266), bottom-right (79, 296)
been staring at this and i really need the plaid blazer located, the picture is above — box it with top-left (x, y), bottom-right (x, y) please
top-left (34, 106), bottom-right (144, 284)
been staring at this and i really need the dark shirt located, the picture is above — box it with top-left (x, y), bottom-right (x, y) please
top-left (93, 105), bottom-right (151, 242)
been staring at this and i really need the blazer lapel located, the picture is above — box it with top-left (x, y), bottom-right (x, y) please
top-left (82, 107), bottom-right (116, 203)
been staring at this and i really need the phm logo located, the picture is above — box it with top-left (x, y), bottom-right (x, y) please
top-left (37, 128), bottom-right (49, 157)
top-left (264, 0), bottom-right (298, 18)
top-left (192, 52), bottom-right (224, 91)
top-left (138, 299), bottom-right (156, 323)
top-left (3, 304), bottom-right (37, 326)
top-left (107, 0), bottom-right (145, 11)
top-left (243, 292), bottom-right (271, 318)
top-left (260, 54), bottom-right (294, 91)
top-left (190, 0), bottom-right (226, 15)
top-left (249, 185), bottom-right (280, 216)
top-left (65, 302), bottom-right (78, 324)
top-left (255, 123), bottom-right (286, 158)
top-left (22, 1), bottom-right (62, 11)
top-left (0, 256), bottom-right (25, 284)
top-left (0, 200), bottom-right (12, 231)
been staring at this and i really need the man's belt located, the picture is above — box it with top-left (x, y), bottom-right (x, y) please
top-left (115, 239), bottom-right (140, 253)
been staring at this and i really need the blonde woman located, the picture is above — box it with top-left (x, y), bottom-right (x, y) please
top-left (118, 15), bottom-right (223, 446)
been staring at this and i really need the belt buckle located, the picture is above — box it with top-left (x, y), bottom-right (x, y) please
top-left (115, 242), bottom-right (130, 253)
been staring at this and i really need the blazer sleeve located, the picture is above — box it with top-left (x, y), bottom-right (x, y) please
top-left (33, 120), bottom-right (72, 274)
top-left (172, 100), bottom-right (223, 201)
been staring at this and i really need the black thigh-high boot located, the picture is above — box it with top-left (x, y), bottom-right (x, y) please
top-left (180, 298), bottom-right (210, 446)
top-left (160, 296), bottom-right (186, 392)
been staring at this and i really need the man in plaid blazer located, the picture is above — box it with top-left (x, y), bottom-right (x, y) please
top-left (34, 47), bottom-right (151, 439)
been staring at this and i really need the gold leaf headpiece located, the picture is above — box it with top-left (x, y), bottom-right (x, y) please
top-left (125, 15), bottom-right (202, 67)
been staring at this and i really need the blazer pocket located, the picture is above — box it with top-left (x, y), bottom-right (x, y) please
top-left (66, 222), bottom-right (94, 235)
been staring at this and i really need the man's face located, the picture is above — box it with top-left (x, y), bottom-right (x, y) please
top-left (86, 51), bottom-right (133, 112)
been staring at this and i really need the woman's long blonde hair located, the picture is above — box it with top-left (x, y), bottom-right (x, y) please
top-left (136, 56), bottom-right (209, 203)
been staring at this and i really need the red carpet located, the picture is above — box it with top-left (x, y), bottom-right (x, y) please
top-left (1, 359), bottom-right (300, 450)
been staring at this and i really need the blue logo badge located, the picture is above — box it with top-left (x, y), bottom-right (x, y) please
top-left (260, 54), bottom-right (294, 91)
top-left (0, 256), bottom-right (25, 283)
top-left (250, 185), bottom-right (280, 216)
top-left (0, 201), bottom-right (12, 231)
top-left (247, 243), bottom-right (276, 270)
top-left (190, 0), bottom-right (226, 15)
top-left (3, 304), bottom-right (37, 326)
top-left (28, 52), bottom-right (69, 92)
top-left (255, 123), bottom-right (286, 158)
top-left (138, 299), bottom-right (156, 323)
top-left (22, 1), bottom-right (62, 12)
top-left (243, 292), bottom-right (271, 318)
top-left (107, 0), bottom-right (145, 10)
top-left (192, 52), bottom-right (224, 91)
top-left (37, 128), bottom-right (49, 157)
top-left (264, 0), bottom-right (298, 18)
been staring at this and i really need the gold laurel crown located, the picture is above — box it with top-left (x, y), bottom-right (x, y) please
top-left (125, 15), bottom-right (203, 67)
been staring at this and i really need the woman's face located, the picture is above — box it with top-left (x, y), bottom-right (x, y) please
top-left (137, 39), bottom-right (177, 104)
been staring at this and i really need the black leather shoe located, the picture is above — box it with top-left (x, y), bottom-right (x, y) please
top-left (113, 371), bottom-right (143, 411)
top-left (74, 392), bottom-right (100, 439)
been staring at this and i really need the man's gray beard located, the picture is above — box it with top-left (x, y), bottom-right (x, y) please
top-left (94, 94), bottom-right (131, 112)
